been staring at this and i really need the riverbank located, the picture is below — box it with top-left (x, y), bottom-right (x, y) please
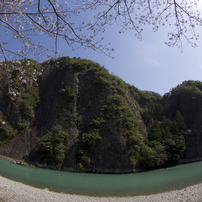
top-left (1, 153), bottom-right (202, 174)
top-left (0, 154), bottom-right (141, 174)
top-left (0, 175), bottom-right (202, 202)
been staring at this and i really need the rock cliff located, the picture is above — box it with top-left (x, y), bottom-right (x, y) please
top-left (0, 57), bottom-right (201, 172)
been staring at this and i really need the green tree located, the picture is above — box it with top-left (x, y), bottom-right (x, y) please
top-left (175, 110), bottom-right (187, 131)
top-left (77, 131), bottom-right (102, 151)
top-left (76, 130), bottom-right (102, 168)
top-left (148, 121), bottom-right (162, 142)
top-left (0, 122), bottom-right (18, 146)
top-left (37, 125), bottom-right (68, 170)
top-left (21, 86), bottom-right (40, 120)
top-left (139, 141), bottom-right (167, 170)
top-left (148, 116), bottom-right (186, 166)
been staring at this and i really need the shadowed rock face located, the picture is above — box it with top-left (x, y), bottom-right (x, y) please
top-left (0, 58), bottom-right (202, 173)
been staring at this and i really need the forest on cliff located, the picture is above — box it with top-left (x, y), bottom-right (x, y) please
top-left (0, 57), bottom-right (201, 173)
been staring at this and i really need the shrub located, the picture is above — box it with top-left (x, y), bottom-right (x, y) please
top-left (0, 122), bottom-right (18, 145)
top-left (77, 131), bottom-right (102, 151)
top-left (60, 87), bottom-right (77, 112)
top-left (76, 130), bottom-right (102, 169)
top-left (21, 86), bottom-right (40, 120)
top-left (75, 163), bottom-right (85, 172)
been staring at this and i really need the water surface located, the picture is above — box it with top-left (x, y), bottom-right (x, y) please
top-left (0, 158), bottom-right (202, 196)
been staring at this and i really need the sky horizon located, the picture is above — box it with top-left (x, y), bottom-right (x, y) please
top-left (54, 22), bottom-right (202, 96)
top-left (2, 1), bottom-right (202, 96)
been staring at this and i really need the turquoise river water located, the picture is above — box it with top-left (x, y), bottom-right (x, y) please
top-left (0, 158), bottom-right (202, 196)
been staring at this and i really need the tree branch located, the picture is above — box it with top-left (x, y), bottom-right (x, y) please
top-left (0, 41), bottom-right (7, 62)
top-left (38, 0), bottom-right (47, 24)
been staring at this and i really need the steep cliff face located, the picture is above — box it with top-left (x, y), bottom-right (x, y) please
top-left (0, 58), bottom-right (202, 172)
top-left (0, 59), bottom-right (41, 160)
top-left (0, 57), bottom-right (147, 172)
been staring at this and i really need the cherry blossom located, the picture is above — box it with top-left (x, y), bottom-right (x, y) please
top-left (0, 0), bottom-right (201, 61)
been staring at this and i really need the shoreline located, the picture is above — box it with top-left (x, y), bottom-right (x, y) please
top-left (0, 175), bottom-right (202, 202)
top-left (1, 155), bottom-right (202, 201)
top-left (1, 153), bottom-right (202, 175)
top-left (0, 154), bottom-right (142, 174)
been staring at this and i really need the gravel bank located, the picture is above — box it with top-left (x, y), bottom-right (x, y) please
top-left (0, 175), bottom-right (202, 202)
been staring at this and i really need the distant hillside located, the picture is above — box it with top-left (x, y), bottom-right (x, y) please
top-left (0, 57), bottom-right (201, 173)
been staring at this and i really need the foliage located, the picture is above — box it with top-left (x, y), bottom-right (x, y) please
top-left (77, 131), bottom-right (102, 151)
top-left (101, 94), bottom-right (140, 143)
top-left (147, 116), bottom-right (186, 166)
top-left (139, 141), bottom-right (167, 170)
top-left (141, 103), bottom-right (164, 125)
top-left (60, 87), bottom-right (76, 101)
top-left (36, 125), bottom-right (68, 170)
top-left (175, 110), bottom-right (187, 131)
top-left (21, 86), bottom-right (40, 120)
top-left (135, 114), bottom-right (186, 169)
top-left (136, 91), bottom-right (163, 111)
top-left (75, 163), bottom-right (85, 172)
top-left (0, 121), bottom-right (18, 146)
top-left (4, 59), bottom-right (41, 109)
top-left (128, 85), bottom-right (140, 101)
top-left (93, 70), bottom-right (111, 91)
top-left (164, 80), bottom-right (202, 127)
top-left (99, 87), bottom-right (148, 169)
top-left (75, 113), bottom-right (105, 168)
top-left (17, 121), bottom-right (29, 132)
top-left (128, 81), bottom-right (202, 170)
top-left (0, 59), bottom-right (42, 143)
top-left (59, 87), bottom-right (77, 113)
top-left (90, 118), bottom-right (105, 129)
top-left (69, 58), bottom-right (92, 71)
top-left (130, 81), bottom-right (189, 169)
top-left (76, 130), bottom-right (102, 168)
top-left (129, 82), bottom-right (191, 167)
top-left (128, 86), bottom-right (164, 125)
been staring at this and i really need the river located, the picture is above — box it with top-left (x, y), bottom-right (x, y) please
top-left (0, 158), bottom-right (202, 196)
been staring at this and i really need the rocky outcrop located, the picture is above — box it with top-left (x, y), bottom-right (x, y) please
top-left (0, 58), bottom-right (202, 173)
top-left (0, 58), bottom-right (146, 172)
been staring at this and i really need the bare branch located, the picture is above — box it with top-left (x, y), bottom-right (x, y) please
top-left (0, 18), bottom-right (20, 34)
top-left (0, 41), bottom-right (7, 62)
top-left (38, 0), bottom-right (47, 24)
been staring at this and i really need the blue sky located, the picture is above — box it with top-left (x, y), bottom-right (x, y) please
top-left (2, 1), bottom-right (202, 96)
top-left (56, 20), bottom-right (202, 96)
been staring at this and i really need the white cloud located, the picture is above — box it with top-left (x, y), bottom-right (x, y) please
top-left (136, 49), bottom-right (164, 69)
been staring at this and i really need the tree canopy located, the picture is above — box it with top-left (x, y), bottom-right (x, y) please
top-left (1, 0), bottom-right (202, 61)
